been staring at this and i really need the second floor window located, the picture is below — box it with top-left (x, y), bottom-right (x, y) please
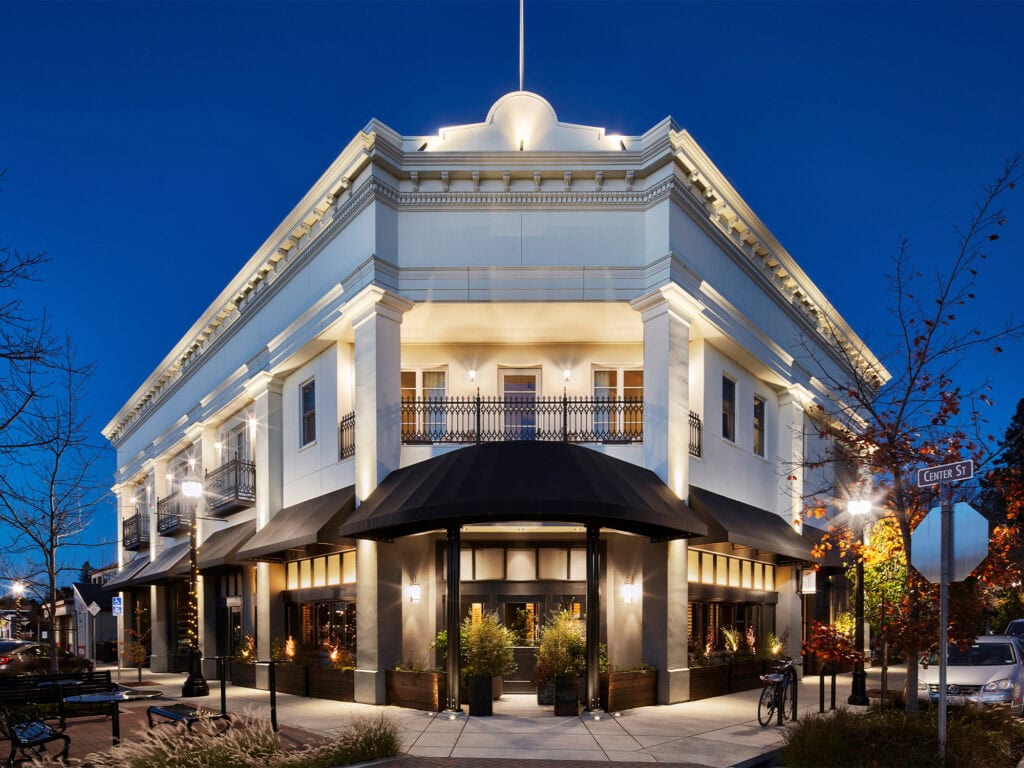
top-left (220, 420), bottom-right (250, 464)
top-left (593, 369), bottom-right (643, 437)
top-left (722, 376), bottom-right (736, 442)
top-left (300, 378), bottom-right (316, 447)
top-left (401, 369), bottom-right (447, 439)
top-left (753, 396), bottom-right (765, 456)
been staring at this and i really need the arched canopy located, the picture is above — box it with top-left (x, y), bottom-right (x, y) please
top-left (338, 441), bottom-right (707, 541)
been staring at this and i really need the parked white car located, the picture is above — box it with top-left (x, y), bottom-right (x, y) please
top-left (917, 635), bottom-right (1024, 715)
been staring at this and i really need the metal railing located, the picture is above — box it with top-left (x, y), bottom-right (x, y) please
top-left (399, 395), bottom-right (644, 444)
top-left (205, 458), bottom-right (256, 515)
top-left (122, 509), bottom-right (150, 551)
top-left (156, 492), bottom-right (185, 535)
top-left (689, 410), bottom-right (703, 458)
top-left (338, 411), bottom-right (355, 459)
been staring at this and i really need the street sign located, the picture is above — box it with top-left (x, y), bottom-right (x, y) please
top-left (911, 502), bottom-right (989, 582)
top-left (86, 601), bottom-right (101, 617)
top-left (917, 460), bottom-right (973, 487)
top-left (111, 597), bottom-right (123, 617)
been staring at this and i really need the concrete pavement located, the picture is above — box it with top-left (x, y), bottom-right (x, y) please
top-left (105, 663), bottom-right (907, 767)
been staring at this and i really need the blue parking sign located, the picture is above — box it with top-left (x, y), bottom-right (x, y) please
top-left (111, 596), bottom-right (123, 616)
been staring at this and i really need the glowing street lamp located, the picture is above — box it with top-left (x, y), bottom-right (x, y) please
top-left (848, 498), bottom-right (871, 706)
top-left (180, 474), bottom-right (209, 697)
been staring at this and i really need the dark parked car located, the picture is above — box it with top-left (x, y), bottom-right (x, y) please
top-left (1005, 620), bottom-right (1024, 641)
top-left (0, 640), bottom-right (94, 675)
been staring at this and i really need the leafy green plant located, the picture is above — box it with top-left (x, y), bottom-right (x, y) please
top-left (720, 627), bottom-right (740, 654)
top-left (461, 611), bottom-right (516, 677)
top-left (233, 634), bottom-right (256, 665)
top-left (532, 609), bottom-right (586, 686)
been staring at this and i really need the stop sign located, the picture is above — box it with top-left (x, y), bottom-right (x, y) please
top-left (911, 502), bottom-right (989, 582)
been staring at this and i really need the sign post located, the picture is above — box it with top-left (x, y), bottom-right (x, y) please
top-left (110, 597), bottom-right (123, 682)
top-left (915, 459), bottom-right (977, 760)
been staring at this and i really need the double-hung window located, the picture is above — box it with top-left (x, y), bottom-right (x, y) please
top-left (722, 376), bottom-right (736, 442)
top-left (753, 396), bottom-right (765, 456)
top-left (593, 369), bottom-right (643, 439)
top-left (220, 419), bottom-right (250, 465)
top-left (300, 379), bottom-right (316, 447)
top-left (401, 369), bottom-right (447, 441)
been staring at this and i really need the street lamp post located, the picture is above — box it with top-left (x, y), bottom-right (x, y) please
top-left (847, 499), bottom-right (870, 706)
top-left (180, 474), bottom-right (209, 697)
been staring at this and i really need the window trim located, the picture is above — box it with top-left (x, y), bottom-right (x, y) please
top-left (299, 377), bottom-right (317, 448)
top-left (721, 375), bottom-right (736, 443)
top-left (753, 395), bottom-right (766, 457)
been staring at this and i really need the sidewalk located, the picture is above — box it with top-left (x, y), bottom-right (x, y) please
top-left (100, 664), bottom-right (907, 767)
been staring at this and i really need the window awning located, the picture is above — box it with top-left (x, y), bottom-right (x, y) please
top-left (124, 542), bottom-right (190, 586)
top-left (237, 486), bottom-right (356, 561)
top-left (195, 519), bottom-right (257, 570)
top-left (102, 553), bottom-right (151, 591)
top-left (338, 442), bottom-right (707, 541)
top-left (687, 486), bottom-right (814, 563)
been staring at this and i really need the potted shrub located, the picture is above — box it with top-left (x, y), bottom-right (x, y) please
top-left (462, 612), bottom-right (516, 716)
top-left (270, 635), bottom-right (309, 696)
top-left (534, 610), bottom-right (586, 715)
top-left (386, 659), bottom-right (448, 712)
top-left (231, 634), bottom-right (256, 689)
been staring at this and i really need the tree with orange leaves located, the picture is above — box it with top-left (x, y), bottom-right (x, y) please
top-left (795, 155), bottom-right (1024, 713)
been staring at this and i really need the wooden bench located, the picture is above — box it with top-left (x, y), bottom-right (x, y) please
top-left (146, 703), bottom-right (231, 732)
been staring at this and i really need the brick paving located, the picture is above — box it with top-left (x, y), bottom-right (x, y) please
top-left (386, 759), bottom-right (714, 767)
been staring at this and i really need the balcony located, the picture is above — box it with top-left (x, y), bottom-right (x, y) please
top-left (156, 492), bottom-right (185, 535)
top-left (205, 458), bottom-right (256, 516)
top-left (338, 411), bottom-right (355, 460)
top-left (400, 395), bottom-right (644, 444)
top-left (122, 509), bottom-right (150, 551)
top-left (689, 410), bottom-right (702, 458)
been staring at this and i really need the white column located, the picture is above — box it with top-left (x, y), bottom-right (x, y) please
top-left (246, 373), bottom-right (284, 677)
top-left (197, 424), bottom-right (219, 673)
top-left (631, 285), bottom-right (694, 496)
top-left (149, 459), bottom-right (170, 672)
top-left (632, 284), bottom-right (696, 702)
top-left (777, 388), bottom-right (806, 533)
top-left (348, 286), bottom-right (413, 704)
top-left (777, 387), bottom-right (808, 659)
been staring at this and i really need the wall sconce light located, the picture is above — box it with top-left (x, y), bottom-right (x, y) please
top-left (187, 457), bottom-right (196, 470)
top-left (620, 579), bottom-right (641, 604)
top-left (563, 368), bottom-right (572, 382)
top-left (468, 369), bottom-right (477, 383)
top-left (248, 416), bottom-right (258, 432)
top-left (408, 582), bottom-right (422, 603)
top-left (165, 472), bottom-right (174, 482)
top-left (214, 441), bottom-right (222, 451)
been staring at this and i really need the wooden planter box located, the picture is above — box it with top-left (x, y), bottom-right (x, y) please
top-left (308, 668), bottom-right (354, 701)
top-left (728, 659), bottom-right (767, 693)
top-left (600, 669), bottom-right (658, 711)
top-left (273, 663), bottom-right (309, 697)
top-left (554, 675), bottom-right (580, 716)
top-left (231, 662), bottom-right (256, 689)
top-left (386, 670), bottom-right (448, 712)
top-left (688, 663), bottom-right (730, 701)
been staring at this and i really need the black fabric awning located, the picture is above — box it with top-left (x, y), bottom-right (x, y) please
top-left (688, 486), bottom-right (815, 563)
top-left (237, 486), bottom-right (356, 561)
top-left (102, 553), bottom-right (150, 591)
top-left (194, 519), bottom-right (257, 570)
top-left (125, 542), bottom-right (189, 586)
top-left (338, 442), bottom-right (707, 541)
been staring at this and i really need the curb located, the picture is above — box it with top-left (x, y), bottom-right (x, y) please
top-left (731, 748), bottom-right (782, 768)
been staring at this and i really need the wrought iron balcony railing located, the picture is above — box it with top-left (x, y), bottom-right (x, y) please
top-left (338, 411), bottom-right (355, 459)
top-left (399, 395), bottom-right (644, 444)
top-left (689, 410), bottom-right (702, 458)
top-left (156, 491), bottom-right (186, 535)
top-left (122, 509), bottom-right (150, 551)
top-left (205, 458), bottom-right (256, 516)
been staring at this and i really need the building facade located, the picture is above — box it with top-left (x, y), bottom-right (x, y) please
top-left (103, 91), bottom-right (883, 706)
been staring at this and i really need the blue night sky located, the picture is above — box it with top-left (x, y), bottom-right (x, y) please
top-left (1, 1), bottom-right (1022, 575)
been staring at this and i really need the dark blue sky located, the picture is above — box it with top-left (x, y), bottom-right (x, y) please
top-left (2, 1), bottom-right (1022, 574)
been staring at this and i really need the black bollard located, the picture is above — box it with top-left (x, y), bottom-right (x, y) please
top-left (268, 661), bottom-right (278, 732)
top-left (830, 666), bottom-right (837, 710)
top-left (819, 671), bottom-right (825, 713)
top-left (218, 656), bottom-right (227, 716)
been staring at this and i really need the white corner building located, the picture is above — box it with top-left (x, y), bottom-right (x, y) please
top-left (103, 90), bottom-right (885, 708)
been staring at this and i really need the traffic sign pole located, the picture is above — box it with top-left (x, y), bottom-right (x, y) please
top-left (938, 482), bottom-right (952, 761)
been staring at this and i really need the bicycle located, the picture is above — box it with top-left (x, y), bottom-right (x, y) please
top-left (757, 658), bottom-right (799, 726)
